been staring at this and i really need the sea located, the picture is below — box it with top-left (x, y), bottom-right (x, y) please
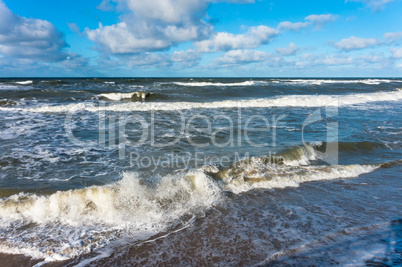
top-left (0, 78), bottom-right (401, 266)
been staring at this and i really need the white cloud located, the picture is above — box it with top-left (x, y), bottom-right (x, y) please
top-left (276, 43), bottom-right (299, 56)
top-left (319, 56), bottom-right (353, 65)
top-left (195, 25), bottom-right (279, 52)
top-left (384, 32), bottom-right (402, 43)
top-left (276, 14), bottom-right (337, 33)
top-left (0, 0), bottom-right (68, 61)
top-left (358, 54), bottom-right (383, 63)
top-left (334, 36), bottom-right (378, 51)
top-left (97, 0), bottom-right (118, 11)
top-left (87, 0), bottom-right (260, 54)
top-left (278, 21), bottom-right (310, 31)
top-left (87, 22), bottom-right (180, 54)
top-left (305, 14), bottom-right (338, 28)
top-left (87, 0), bottom-right (213, 54)
top-left (128, 53), bottom-right (172, 68)
top-left (346, 0), bottom-right (396, 11)
top-left (214, 49), bottom-right (272, 65)
top-left (296, 53), bottom-right (354, 67)
top-left (123, 0), bottom-right (209, 24)
top-left (391, 48), bottom-right (402, 58)
top-left (171, 49), bottom-right (201, 67)
top-left (96, 49), bottom-right (201, 70)
top-left (62, 53), bottom-right (89, 69)
top-left (67, 23), bottom-right (81, 35)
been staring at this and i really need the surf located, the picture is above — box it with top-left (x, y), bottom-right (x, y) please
top-left (1, 89), bottom-right (401, 113)
top-left (0, 142), bottom-right (394, 262)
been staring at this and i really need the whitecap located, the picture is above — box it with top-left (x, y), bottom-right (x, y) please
top-left (14, 80), bottom-right (33, 85)
top-left (6, 88), bottom-right (401, 113)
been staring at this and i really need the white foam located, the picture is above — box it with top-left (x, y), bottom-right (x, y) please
top-left (103, 81), bottom-right (116, 84)
top-left (171, 81), bottom-right (266, 87)
top-left (282, 79), bottom-right (398, 85)
top-left (14, 80), bottom-right (33, 85)
top-left (0, 170), bottom-right (221, 261)
top-left (98, 92), bottom-right (135, 101)
top-left (0, 156), bottom-right (382, 261)
top-left (4, 89), bottom-right (401, 113)
top-left (222, 164), bottom-right (380, 194)
top-left (169, 79), bottom-right (399, 87)
top-left (0, 84), bottom-right (19, 90)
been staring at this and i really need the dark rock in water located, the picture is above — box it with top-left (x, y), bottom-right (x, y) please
top-left (131, 91), bottom-right (150, 100)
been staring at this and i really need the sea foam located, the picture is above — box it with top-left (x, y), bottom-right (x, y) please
top-left (14, 80), bottom-right (33, 85)
top-left (0, 170), bottom-right (221, 262)
top-left (0, 144), bottom-right (385, 261)
top-left (2, 89), bottom-right (401, 113)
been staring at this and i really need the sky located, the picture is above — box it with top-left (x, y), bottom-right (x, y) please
top-left (0, 0), bottom-right (401, 77)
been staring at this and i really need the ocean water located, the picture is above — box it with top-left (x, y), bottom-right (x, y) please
top-left (0, 78), bottom-right (401, 265)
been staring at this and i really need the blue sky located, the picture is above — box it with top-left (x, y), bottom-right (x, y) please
top-left (0, 0), bottom-right (401, 77)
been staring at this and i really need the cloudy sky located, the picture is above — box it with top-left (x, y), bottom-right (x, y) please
top-left (0, 0), bottom-right (401, 77)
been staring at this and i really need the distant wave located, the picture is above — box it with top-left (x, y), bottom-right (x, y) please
top-left (168, 79), bottom-right (399, 87)
top-left (98, 92), bottom-right (136, 101)
top-left (41, 80), bottom-right (66, 85)
top-left (14, 80), bottom-right (33, 85)
top-left (98, 92), bottom-right (154, 101)
top-left (280, 79), bottom-right (397, 85)
top-left (0, 84), bottom-right (19, 90)
top-left (4, 89), bottom-right (401, 113)
top-left (171, 81), bottom-right (268, 86)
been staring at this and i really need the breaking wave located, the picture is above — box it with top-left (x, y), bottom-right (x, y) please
top-left (2, 89), bottom-right (401, 113)
top-left (98, 92), bottom-right (138, 101)
top-left (98, 92), bottom-right (155, 101)
top-left (168, 79), bottom-right (400, 87)
top-left (204, 143), bottom-right (381, 193)
top-left (0, 170), bottom-right (221, 262)
top-left (14, 80), bottom-right (33, 85)
top-left (0, 142), bottom-right (391, 262)
top-left (171, 81), bottom-right (267, 87)
top-left (0, 84), bottom-right (19, 90)
top-left (280, 79), bottom-right (399, 86)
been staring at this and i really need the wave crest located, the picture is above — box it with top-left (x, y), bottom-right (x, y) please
top-left (205, 144), bottom-right (380, 193)
top-left (2, 89), bottom-right (401, 113)
top-left (0, 170), bottom-right (221, 261)
top-left (0, 143), bottom-right (393, 261)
